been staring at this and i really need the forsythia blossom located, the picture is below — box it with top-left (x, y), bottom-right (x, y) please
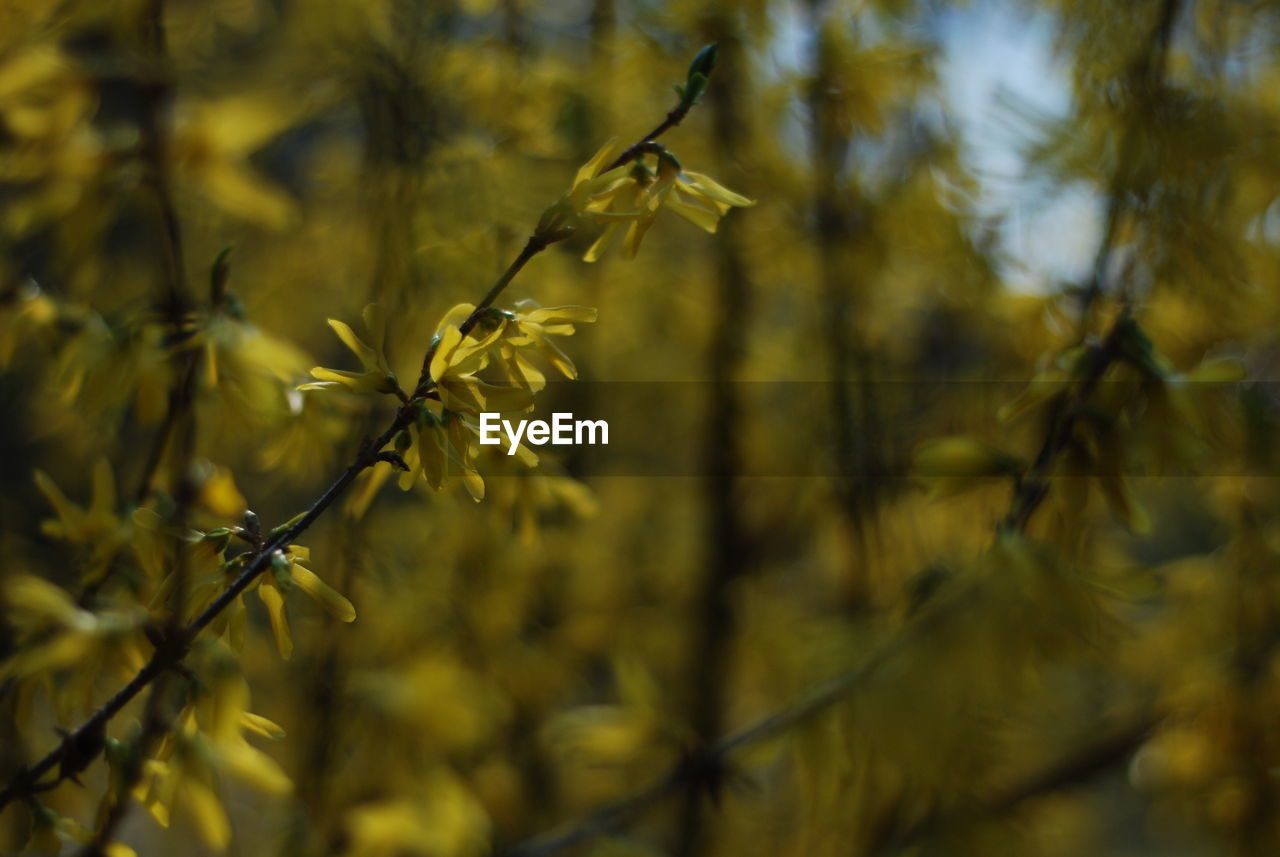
top-left (299, 304), bottom-right (402, 397)
top-left (257, 544), bottom-right (356, 660)
top-left (586, 152), bottom-right (755, 261)
top-left (534, 137), bottom-right (638, 243)
top-left (496, 301), bottom-right (598, 389)
top-left (535, 137), bottom-right (753, 261)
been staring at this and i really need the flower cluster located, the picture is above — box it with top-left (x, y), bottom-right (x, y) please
top-left (132, 659), bottom-right (291, 850)
top-left (304, 300), bottom-right (596, 501)
top-left (536, 138), bottom-right (754, 260)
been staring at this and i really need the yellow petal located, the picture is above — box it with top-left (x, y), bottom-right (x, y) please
top-left (462, 468), bottom-right (485, 502)
top-left (89, 459), bottom-right (116, 521)
top-left (574, 137), bottom-right (621, 187)
top-left (326, 319), bottom-right (378, 369)
top-left (429, 327), bottom-right (463, 382)
top-left (680, 171), bottom-right (755, 208)
top-left (361, 303), bottom-right (387, 352)
top-left (912, 437), bottom-right (1022, 478)
top-left (435, 302), bottom-right (476, 332)
top-left (219, 743), bottom-right (293, 795)
top-left (1185, 356), bottom-right (1246, 383)
top-left (473, 379), bottom-right (535, 413)
top-left (33, 470), bottom-right (82, 534)
top-left (240, 711), bottom-right (286, 741)
top-left (666, 195), bottom-right (722, 232)
top-left (584, 221), bottom-right (623, 263)
top-left (179, 780), bottom-right (231, 850)
top-left (3, 575), bottom-right (86, 627)
top-left (520, 305), bottom-right (598, 325)
top-left (257, 583), bottom-right (293, 659)
top-left (421, 428), bottom-right (446, 490)
top-left (199, 466), bottom-right (247, 518)
top-left (290, 564), bottom-right (356, 622)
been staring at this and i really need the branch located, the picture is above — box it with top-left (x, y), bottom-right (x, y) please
top-left (1002, 314), bottom-right (1129, 532)
top-left (498, 612), bottom-right (931, 857)
top-left (1076, 0), bottom-right (1181, 326)
top-left (868, 712), bottom-right (1160, 856)
top-left (0, 58), bottom-right (717, 817)
top-left (1006, 0), bottom-right (1182, 533)
top-left (500, 622), bottom-right (1156, 857)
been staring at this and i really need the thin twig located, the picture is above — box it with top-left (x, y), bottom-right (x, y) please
top-left (1076, 0), bottom-right (1182, 328)
top-left (499, 613), bottom-right (929, 857)
top-left (868, 713), bottom-right (1160, 856)
top-left (498, 601), bottom-right (1154, 857)
top-left (1006, 0), bottom-right (1182, 533)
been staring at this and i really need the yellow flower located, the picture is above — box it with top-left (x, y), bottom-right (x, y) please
top-left (134, 672), bottom-right (291, 852)
top-left (257, 544), bottom-right (355, 660)
top-left (427, 303), bottom-right (533, 415)
top-left (197, 309), bottom-right (312, 421)
top-left (52, 311), bottom-right (173, 425)
top-left (0, 574), bottom-right (148, 682)
top-left (585, 156), bottom-right (754, 261)
top-left (0, 280), bottom-right (57, 368)
top-left (398, 399), bottom-right (494, 502)
top-left (33, 460), bottom-right (129, 586)
top-left (496, 301), bottom-right (598, 389)
top-left (0, 44), bottom-right (103, 236)
top-left (170, 93), bottom-right (301, 229)
top-left (299, 304), bottom-right (403, 397)
top-left (21, 802), bottom-right (137, 857)
top-left (341, 774), bottom-right (490, 857)
top-left (535, 137), bottom-right (640, 243)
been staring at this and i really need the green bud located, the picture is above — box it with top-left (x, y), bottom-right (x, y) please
top-left (687, 43), bottom-right (719, 82)
top-left (270, 550), bottom-right (294, 593)
top-left (683, 72), bottom-right (708, 105)
top-left (394, 429), bottom-right (412, 454)
top-left (243, 509), bottom-right (261, 536)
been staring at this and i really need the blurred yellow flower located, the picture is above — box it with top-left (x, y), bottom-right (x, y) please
top-left (171, 94), bottom-right (301, 229)
top-left (0, 280), bottom-right (57, 367)
top-left (33, 460), bottom-right (128, 585)
top-left (135, 673), bottom-right (291, 852)
top-left (299, 304), bottom-right (403, 397)
top-left (1, 574), bottom-right (148, 682)
top-left (342, 774), bottom-right (489, 857)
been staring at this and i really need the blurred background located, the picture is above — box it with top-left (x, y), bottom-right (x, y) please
top-left (3, 0), bottom-right (1280, 855)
